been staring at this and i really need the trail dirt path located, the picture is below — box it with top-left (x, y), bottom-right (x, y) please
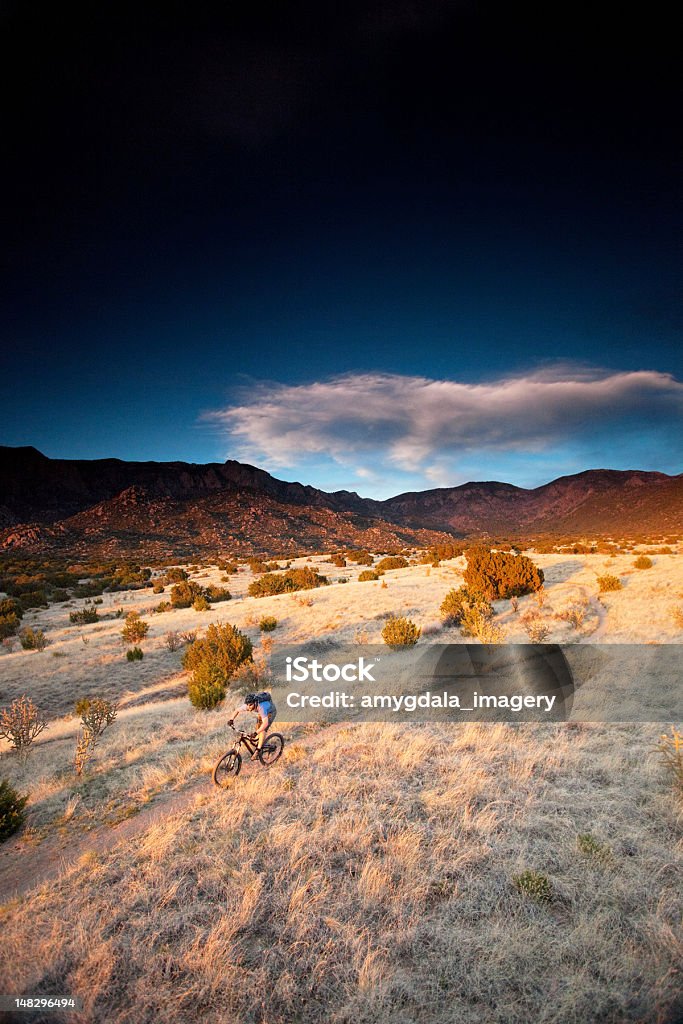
top-left (0, 774), bottom-right (212, 903)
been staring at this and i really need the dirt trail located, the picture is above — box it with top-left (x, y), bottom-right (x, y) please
top-left (0, 774), bottom-right (212, 903)
top-left (0, 724), bottom-right (340, 904)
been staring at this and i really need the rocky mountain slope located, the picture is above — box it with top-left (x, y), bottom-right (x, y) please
top-left (1, 447), bottom-right (680, 558)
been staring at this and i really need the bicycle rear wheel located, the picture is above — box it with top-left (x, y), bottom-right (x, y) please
top-left (212, 750), bottom-right (242, 786)
top-left (258, 733), bottom-right (284, 766)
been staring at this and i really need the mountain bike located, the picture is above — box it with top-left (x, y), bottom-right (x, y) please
top-left (212, 724), bottom-right (285, 786)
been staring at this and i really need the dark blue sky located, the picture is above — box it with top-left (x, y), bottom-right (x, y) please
top-left (1, 2), bottom-right (681, 495)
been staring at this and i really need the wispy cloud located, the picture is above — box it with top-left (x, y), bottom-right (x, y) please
top-left (203, 367), bottom-right (683, 494)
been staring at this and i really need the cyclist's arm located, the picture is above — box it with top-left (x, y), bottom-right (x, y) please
top-left (227, 703), bottom-right (247, 723)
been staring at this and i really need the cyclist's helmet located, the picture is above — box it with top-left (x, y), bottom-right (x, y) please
top-left (244, 693), bottom-right (258, 707)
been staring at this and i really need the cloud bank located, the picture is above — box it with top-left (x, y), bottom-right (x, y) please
top-left (204, 368), bottom-right (683, 494)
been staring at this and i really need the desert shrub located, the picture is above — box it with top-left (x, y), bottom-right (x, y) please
top-left (204, 585), bottom-right (231, 603)
top-left (74, 698), bottom-right (118, 776)
top-left (577, 833), bottom-right (613, 866)
top-left (248, 558), bottom-right (269, 574)
top-left (461, 604), bottom-right (505, 643)
top-left (440, 587), bottom-right (471, 625)
top-left (0, 613), bottom-right (20, 640)
top-left (347, 550), bottom-right (373, 566)
top-left (152, 582), bottom-right (165, 594)
top-left (73, 582), bottom-right (104, 599)
top-left (358, 570), bottom-right (379, 582)
top-left (259, 616), bottom-right (278, 632)
top-left (164, 567), bottom-right (189, 584)
top-left (513, 870), bottom-right (552, 903)
top-left (597, 574), bottom-right (622, 593)
top-left (170, 581), bottom-right (204, 608)
top-left (658, 727), bottom-right (683, 798)
top-left (165, 631), bottom-right (183, 652)
top-left (558, 602), bottom-right (587, 630)
top-left (155, 601), bottom-right (172, 613)
top-left (19, 590), bottom-right (48, 610)
top-left (248, 567), bottom-right (328, 598)
top-left (126, 646), bottom-right (144, 661)
top-left (183, 623), bottom-right (253, 709)
top-left (441, 587), bottom-right (493, 628)
top-left (193, 595), bottom-right (210, 612)
top-left (633, 555), bottom-right (653, 569)
top-left (121, 611), bottom-right (149, 643)
top-left (217, 560), bottom-right (238, 574)
top-left (0, 695), bottom-right (47, 764)
top-left (179, 631), bottom-right (197, 645)
top-left (69, 607), bottom-right (99, 625)
top-left (0, 597), bottom-right (23, 620)
top-left (523, 617), bottom-right (551, 643)
top-left (381, 617), bottom-right (421, 647)
top-left (464, 546), bottom-right (544, 600)
top-left (75, 697), bottom-right (118, 738)
top-left (0, 779), bottom-right (28, 842)
top-left (375, 556), bottom-right (409, 572)
top-left (338, 577), bottom-right (349, 584)
top-left (332, 555), bottom-right (347, 567)
top-left (19, 627), bottom-right (47, 651)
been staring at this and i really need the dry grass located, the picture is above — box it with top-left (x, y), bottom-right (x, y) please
top-left (1, 722), bottom-right (681, 1023)
top-left (0, 550), bottom-right (682, 1022)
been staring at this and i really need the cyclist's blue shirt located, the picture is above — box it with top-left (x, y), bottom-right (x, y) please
top-left (257, 700), bottom-right (274, 717)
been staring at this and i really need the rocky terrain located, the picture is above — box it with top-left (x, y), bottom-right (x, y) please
top-left (1, 446), bottom-right (681, 558)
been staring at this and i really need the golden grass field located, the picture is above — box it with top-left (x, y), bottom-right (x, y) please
top-left (0, 549), bottom-right (682, 1023)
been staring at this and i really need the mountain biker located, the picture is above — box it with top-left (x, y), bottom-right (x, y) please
top-left (228, 692), bottom-right (277, 760)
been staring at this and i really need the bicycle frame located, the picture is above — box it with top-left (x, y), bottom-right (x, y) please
top-left (228, 723), bottom-right (265, 757)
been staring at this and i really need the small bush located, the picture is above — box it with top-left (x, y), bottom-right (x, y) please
top-left (375, 556), bottom-right (408, 572)
top-left (170, 581), bottom-right (203, 608)
top-left (155, 601), bottom-right (172, 613)
top-left (513, 869), bottom-right (552, 903)
top-left (259, 616), bottom-right (278, 632)
top-left (523, 616), bottom-right (551, 643)
top-left (577, 833), bottom-right (613, 866)
top-left (332, 555), bottom-right (347, 567)
top-left (597, 574), bottom-right (622, 593)
top-left (165, 631), bottom-right (183, 652)
top-left (152, 582), bottom-right (165, 594)
top-left (74, 698), bottom-right (118, 776)
top-left (121, 611), bottom-right (149, 643)
top-left (381, 617), bottom-right (421, 647)
top-left (204, 585), bottom-right (231, 603)
top-left (439, 587), bottom-right (472, 625)
top-left (126, 646), bottom-right (144, 661)
top-left (248, 567), bottom-right (328, 598)
top-left (0, 613), bottom-right (20, 640)
top-left (164, 567), bottom-right (189, 584)
top-left (193, 595), bottom-right (210, 612)
top-left (0, 779), bottom-right (28, 842)
top-left (19, 627), bottom-right (47, 651)
top-left (358, 570), bottom-right (379, 582)
top-left (558, 602), bottom-right (587, 630)
top-left (69, 607), bottom-right (99, 625)
top-left (464, 546), bottom-right (544, 600)
top-left (19, 590), bottom-right (48, 611)
top-left (346, 550), bottom-right (373, 566)
top-left (0, 597), bottom-right (23, 620)
top-left (0, 695), bottom-right (47, 764)
top-left (461, 604), bottom-right (505, 643)
top-left (183, 623), bottom-right (253, 709)
top-left (633, 555), bottom-right (653, 570)
top-left (179, 630), bottom-right (197, 645)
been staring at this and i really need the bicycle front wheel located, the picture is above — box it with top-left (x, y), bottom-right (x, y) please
top-left (259, 733), bottom-right (285, 766)
top-left (212, 750), bottom-right (242, 787)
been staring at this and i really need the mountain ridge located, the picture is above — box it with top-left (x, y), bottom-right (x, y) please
top-left (1, 447), bottom-right (681, 558)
